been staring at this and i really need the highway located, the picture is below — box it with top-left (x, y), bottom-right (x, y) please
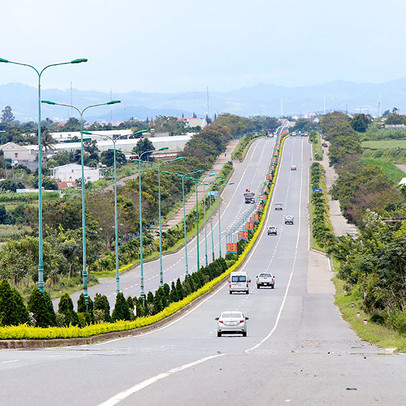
top-left (65, 136), bottom-right (276, 307)
top-left (3, 136), bottom-right (406, 405)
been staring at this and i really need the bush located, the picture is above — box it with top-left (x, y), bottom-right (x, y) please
top-left (93, 293), bottom-right (111, 322)
top-left (27, 288), bottom-right (57, 328)
top-left (112, 292), bottom-right (131, 321)
top-left (0, 280), bottom-right (29, 326)
top-left (58, 293), bottom-right (79, 326)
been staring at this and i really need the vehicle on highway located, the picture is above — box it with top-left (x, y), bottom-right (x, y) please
top-left (256, 273), bottom-right (275, 289)
top-left (215, 311), bottom-right (249, 337)
top-left (244, 189), bottom-right (255, 204)
top-left (275, 202), bottom-right (283, 211)
top-left (229, 271), bottom-right (250, 294)
top-left (284, 215), bottom-right (294, 225)
top-left (267, 226), bottom-right (277, 235)
top-left (291, 165), bottom-right (297, 170)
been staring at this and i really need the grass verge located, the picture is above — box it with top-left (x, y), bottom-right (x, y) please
top-left (333, 275), bottom-right (406, 352)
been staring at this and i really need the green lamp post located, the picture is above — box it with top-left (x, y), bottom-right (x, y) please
top-left (152, 156), bottom-right (185, 287)
top-left (82, 130), bottom-right (136, 294)
top-left (0, 57), bottom-right (87, 292)
top-left (211, 179), bottom-right (235, 258)
top-left (134, 146), bottom-right (169, 302)
top-left (42, 99), bottom-right (120, 309)
top-left (162, 169), bottom-right (203, 276)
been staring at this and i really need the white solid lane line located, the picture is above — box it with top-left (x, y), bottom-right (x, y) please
top-left (97, 354), bottom-right (226, 406)
top-left (1, 360), bottom-right (19, 364)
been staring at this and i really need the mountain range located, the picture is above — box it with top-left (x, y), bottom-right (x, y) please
top-left (1, 79), bottom-right (406, 122)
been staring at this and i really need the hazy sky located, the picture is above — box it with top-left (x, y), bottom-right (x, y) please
top-left (1, 0), bottom-right (405, 95)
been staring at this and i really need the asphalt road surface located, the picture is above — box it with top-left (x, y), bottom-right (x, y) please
top-left (62, 136), bottom-right (276, 308)
top-left (3, 137), bottom-right (406, 406)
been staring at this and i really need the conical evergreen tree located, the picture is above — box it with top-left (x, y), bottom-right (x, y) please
top-left (58, 293), bottom-right (79, 326)
top-left (0, 280), bottom-right (16, 326)
top-left (28, 288), bottom-right (57, 328)
top-left (112, 292), bottom-right (131, 321)
top-left (12, 288), bottom-right (29, 325)
top-left (94, 293), bottom-right (111, 322)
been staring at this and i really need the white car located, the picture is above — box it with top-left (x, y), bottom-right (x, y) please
top-left (285, 215), bottom-right (294, 225)
top-left (215, 311), bottom-right (249, 337)
top-left (291, 165), bottom-right (297, 171)
top-left (267, 226), bottom-right (277, 235)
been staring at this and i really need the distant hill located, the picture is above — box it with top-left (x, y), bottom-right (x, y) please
top-left (1, 79), bottom-right (406, 122)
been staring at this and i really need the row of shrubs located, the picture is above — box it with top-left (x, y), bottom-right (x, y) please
top-left (231, 133), bottom-right (258, 161)
top-left (310, 162), bottom-right (335, 249)
top-left (0, 132), bottom-right (287, 339)
top-left (309, 131), bottom-right (323, 161)
top-left (93, 161), bottom-right (234, 274)
top-left (0, 257), bottom-right (229, 329)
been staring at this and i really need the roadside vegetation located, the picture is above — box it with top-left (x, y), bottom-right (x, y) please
top-left (0, 130), bottom-right (288, 340)
top-left (317, 112), bottom-right (406, 349)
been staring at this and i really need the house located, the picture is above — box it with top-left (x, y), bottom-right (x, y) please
top-left (0, 142), bottom-right (37, 162)
top-left (49, 164), bottom-right (102, 183)
top-left (178, 118), bottom-right (208, 129)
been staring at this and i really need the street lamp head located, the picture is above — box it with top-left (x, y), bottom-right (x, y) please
top-left (82, 131), bottom-right (93, 135)
top-left (107, 100), bottom-right (121, 105)
top-left (0, 58), bottom-right (9, 63)
top-left (41, 100), bottom-right (56, 105)
top-left (134, 130), bottom-right (148, 135)
top-left (162, 170), bottom-right (170, 174)
top-left (71, 58), bottom-right (88, 64)
top-left (175, 156), bottom-right (185, 161)
top-left (158, 147), bottom-right (169, 151)
top-left (196, 170), bottom-right (204, 173)
top-left (208, 174), bottom-right (216, 177)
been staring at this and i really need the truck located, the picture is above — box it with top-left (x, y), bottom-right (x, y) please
top-left (256, 273), bottom-right (275, 289)
top-left (244, 189), bottom-right (255, 204)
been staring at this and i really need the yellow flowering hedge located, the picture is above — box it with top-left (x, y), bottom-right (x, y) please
top-left (0, 135), bottom-right (288, 341)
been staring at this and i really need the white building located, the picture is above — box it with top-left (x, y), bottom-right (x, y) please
top-left (50, 164), bottom-right (102, 183)
top-left (50, 129), bottom-right (133, 143)
top-left (0, 142), bottom-right (37, 162)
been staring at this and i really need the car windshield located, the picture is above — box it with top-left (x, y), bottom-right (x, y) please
top-left (221, 312), bottom-right (242, 319)
top-left (259, 273), bottom-right (271, 277)
top-left (231, 275), bottom-right (246, 282)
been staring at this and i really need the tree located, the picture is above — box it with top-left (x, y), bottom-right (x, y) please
top-left (42, 177), bottom-right (58, 190)
top-left (0, 280), bottom-right (16, 325)
top-left (94, 293), bottom-right (111, 322)
top-left (27, 288), bottom-right (57, 328)
top-left (132, 138), bottom-right (155, 161)
top-left (112, 292), bottom-right (131, 321)
top-left (0, 180), bottom-right (25, 192)
top-left (1, 106), bottom-right (15, 123)
top-left (41, 129), bottom-right (56, 158)
top-left (58, 293), bottom-right (79, 326)
top-left (100, 149), bottom-right (126, 167)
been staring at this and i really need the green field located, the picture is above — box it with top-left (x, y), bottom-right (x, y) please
top-left (362, 139), bottom-right (406, 149)
top-left (361, 158), bottom-right (405, 183)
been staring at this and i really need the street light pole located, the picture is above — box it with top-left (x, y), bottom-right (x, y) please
top-left (134, 147), bottom-right (168, 302)
top-left (0, 57), bottom-right (87, 292)
top-left (82, 130), bottom-right (137, 294)
top-left (152, 156), bottom-right (184, 287)
top-left (42, 99), bottom-right (120, 309)
top-left (211, 179), bottom-right (234, 258)
top-left (162, 169), bottom-right (203, 276)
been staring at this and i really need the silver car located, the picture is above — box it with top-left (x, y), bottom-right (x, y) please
top-left (215, 311), bottom-right (249, 337)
